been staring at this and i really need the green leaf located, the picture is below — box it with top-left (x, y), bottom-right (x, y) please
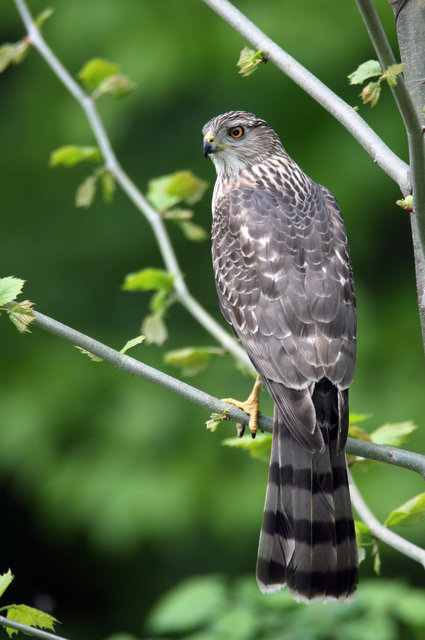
top-left (95, 74), bottom-right (135, 98)
top-left (164, 346), bottom-right (223, 376)
top-left (120, 335), bottom-right (145, 354)
top-left (0, 570), bottom-right (14, 599)
top-left (349, 413), bottom-right (371, 425)
top-left (75, 174), bottom-right (98, 208)
top-left (360, 81), bottom-right (381, 107)
top-left (222, 433), bottom-right (272, 462)
top-left (372, 539), bottom-right (381, 575)
top-left (385, 493), bottom-right (425, 527)
top-left (74, 346), bottom-right (104, 363)
top-left (101, 170), bottom-right (116, 204)
top-left (0, 41), bottom-right (29, 74)
top-left (35, 7), bottom-right (54, 30)
top-left (142, 313), bottom-right (168, 345)
top-left (147, 575), bottom-right (227, 634)
top-left (384, 62), bottom-right (404, 87)
top-left (396, 195), bottom-right (414, 212)
top-left (147, 171), bottom-right (208, 211)
top-left (370, 421), bottom-right (417, 447)
top-left (7, 300), bottom-right (36, 334)
top-left (163, 208), bottom-right (194, 221)
top-left (77, 57), bottom-right (120, 92)
top-left (122, 268), bottom-right (175, 293)
top-left (348, 59), bottom-right (382, 85)
top-left (348, 426), bottom-right (372, 441)
top-left (179, 220), bottom-right (208, 242)
top-left (49, 145), bottom-right (101, 168)
top-left (166, 171), bottom-right (208, 206)
top-left (0, 276), bottom-right (25, 305)
top-left (237, 47), bottom-right (266, 77)
top-left (5, 604), bottom-right (59, 637)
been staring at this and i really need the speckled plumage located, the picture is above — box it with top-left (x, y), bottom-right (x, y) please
top-left (203, 111), bottom-right (358, 602)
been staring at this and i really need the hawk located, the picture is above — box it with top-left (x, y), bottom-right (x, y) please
top-left (202, 111), bottom-right (358, 602)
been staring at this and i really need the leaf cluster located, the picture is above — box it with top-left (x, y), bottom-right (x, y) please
top-left (0, 277), bottom-right (35, 333)
top-left (348, 59), bottom-right (404, 107)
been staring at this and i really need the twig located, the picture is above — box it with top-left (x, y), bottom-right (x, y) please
top-left (201, 0), bottom-right (410, 194)
top-left (12, 0), bottom-right (253, 373)
top-left (18, 304), bottom-right (424, 477)
top-left (0, 615), bottom-right (69, 640)
top-left (348, 471), bottom-right (425, 569)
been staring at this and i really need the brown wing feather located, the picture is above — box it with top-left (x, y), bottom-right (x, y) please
top-left (211, 157), bottom-right (356, 451)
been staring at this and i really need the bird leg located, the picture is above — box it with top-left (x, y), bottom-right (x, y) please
top-left (222, 374), bottom-right (262, 438)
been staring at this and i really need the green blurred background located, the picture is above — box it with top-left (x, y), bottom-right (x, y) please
top-left (1, 1), bottom-right (424, 638)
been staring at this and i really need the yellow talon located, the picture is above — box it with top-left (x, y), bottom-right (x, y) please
top-left (222, 374), bottom-right (262, 437)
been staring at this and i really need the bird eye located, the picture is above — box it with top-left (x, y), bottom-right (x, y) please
top-left (228, 126), bottom-right (245, 139)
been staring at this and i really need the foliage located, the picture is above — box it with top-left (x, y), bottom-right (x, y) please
top-left (0, 570), bottom-right (60, 638)
top-left (348, 59), bottom-right (405, 107)
top-left (141, 574), bottom-right (425, 640)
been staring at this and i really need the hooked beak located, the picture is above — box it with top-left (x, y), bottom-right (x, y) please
top-left (203, 129), bottom-right (217, 158)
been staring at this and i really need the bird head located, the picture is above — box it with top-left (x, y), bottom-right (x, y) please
top-left (202, 110), bottom-right (284, 177)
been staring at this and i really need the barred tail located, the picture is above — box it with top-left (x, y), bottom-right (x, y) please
top-left (256, 380), bottom-right (358, 602)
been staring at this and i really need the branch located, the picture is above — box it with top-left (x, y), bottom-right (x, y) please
top-left (201, 0), bottom-right (410, 194)
top-left (0, 616), bottom-right (69, 640)
top-left (16, 304), bottom-right (424, 478)
top-left (348, 471), bottom-right (425, 569)
top-left (12, 0), bottom-right (253, 373)
top-left (356, 0), bottom-right (425, 351)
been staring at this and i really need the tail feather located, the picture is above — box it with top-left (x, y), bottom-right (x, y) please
top-left (256, 378), bottom-right (358, 602)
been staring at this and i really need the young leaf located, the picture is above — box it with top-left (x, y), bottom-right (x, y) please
top-left (179, 220), bottom-right (208, 242)
top-left (348, 426), bottom-right (372, 441)
top-left (122, 268), bottom-right (175, 293)
top-left (49, 145), bottom-right (101, 168)
top-left (222, 433), bottom-right (272, 462)
top-left (166, 171), bottom-right (208, 206)
top-left (74, 346), bottom-right (104, 363)
top-left (77, 58), bottom-right (120, 92)
top-left (347, 60), bottom-right (382, 85)
top-left (120, 335), bottom-right (145, 355)
top-left (0, 570), bottom-right (14, 599)
top-left (5, 604), bottom-right (59, 637)
top-left (101, 170), bottom-right (116, 204)
top-left (370, 421), bottom-right (417, 447)
top-left (360, 81), bottom-right (381, 107)
top-left (95, 74), bottom-right (135, 99)
top-left (206, 410), bottom-right (229, 432)
top-left (372, 539), bottom-right (381, 575)
top-left (349, 413), bottom-right (372, 425)
top-left (237, 47), bottom-right (266, 77)
top-left (163, 208), bottom-right (194, 221)
top-left (75, 174), bottom-right (98, 208)
top-left (0, 41), bottom-right (29, 74)
top-left (35, 7), bottom-right (54, 30)
top-left (147, 171), bottom-right (208, 211)
top-left (164, 346), bottom-right (223, 377)
top-left (0, 277), bottom-right (25, 306)
top-left (396, 195), bottom-right (414, 212)
top-left (384, 62), bottom-right (404, 87)
top-left (385, 493), bottom-right (425, 527)
top-left (7, 300), bottom-right (36, 334)
top-left (142, 313), bottom-right (168, 345)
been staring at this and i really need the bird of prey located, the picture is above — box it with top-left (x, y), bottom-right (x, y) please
top-left (202, 111), bottom-right (358, 603)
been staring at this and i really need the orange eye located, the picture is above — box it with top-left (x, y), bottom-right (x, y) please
top-left (228, 126), bottom-right (245, 139)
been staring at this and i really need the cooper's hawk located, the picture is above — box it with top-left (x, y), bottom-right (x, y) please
top-left (202, 111), bottom-right (358, 602)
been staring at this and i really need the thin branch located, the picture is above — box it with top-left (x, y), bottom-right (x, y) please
top-left (0, 616), bottom-right (69, 640)
top-left (14, 304), bottom-right (423, 478)
top-left (355, 0), bottom-right (425, 350)
top-left (348, 471), bottom-right (425, 569)
top-left (201, 0), bottom-right (410, 194)
top-left (12, 0), bottom-right (253, 373)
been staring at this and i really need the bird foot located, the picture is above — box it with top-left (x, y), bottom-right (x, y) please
top-left (222, 374), bottom-right (262, 438)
